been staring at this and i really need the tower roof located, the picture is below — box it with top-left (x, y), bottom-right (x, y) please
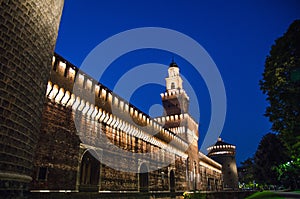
top-left (169, 59), bottom-right (179, 68)
top-left (207, 137), bottom-right (236, 156)
top-left (212, 137), bottom-right (234, 147)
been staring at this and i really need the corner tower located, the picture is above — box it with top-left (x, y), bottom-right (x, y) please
top-left (0, 1), bottom-right (64, 197)
top-left (207, 138), bottom-right (238, 190)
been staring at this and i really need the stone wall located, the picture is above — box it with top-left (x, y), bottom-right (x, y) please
top-left (30, 54), bottom-right (189, 192)
top-left (0, 0), bottom-right (64, 198)
top-left (210, 155), bottom-right (238, 190)
top-left (31, 102), bottom-right (80, 190)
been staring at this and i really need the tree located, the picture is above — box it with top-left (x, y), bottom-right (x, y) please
top-left (259, 20), bottom-right (300, 158)
top-left (238, 158), bottom-right (255, 189)
top-left (253, 133), bottom-right (288, 186)
top-left (275, 157), bottom-right (300, 189)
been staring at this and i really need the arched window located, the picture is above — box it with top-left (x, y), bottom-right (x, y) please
top-left (186, 158), bottom-right (189, 181)
top-left (139, 163), bottom-right (149, 192)
top-left (170, 170), bottom-right (175, 192)
top-left (79, 150), bottom-right (100, 191)
top-left (171, 82), bottom-right (175, 89)
top-left (194, 161), bottom-right (197, 190)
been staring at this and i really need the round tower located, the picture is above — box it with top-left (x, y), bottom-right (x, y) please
top-left (0, 0), bottom-right (64, 197)
top-left (207, 138), bottom-right (238, 190)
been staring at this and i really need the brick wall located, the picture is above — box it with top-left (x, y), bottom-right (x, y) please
top-left (31, 102), bottom-right (79, 190)
top-left (0, 0), bottom-right (64, 197)
top-left (30, 55), bottom-right (189, 192)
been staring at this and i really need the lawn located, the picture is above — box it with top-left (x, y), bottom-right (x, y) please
top-left (245, 191), bottom-right (284, 199)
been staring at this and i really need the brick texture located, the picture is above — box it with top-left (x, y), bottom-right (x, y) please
top-left (29, 54), bottom-right (223, 193)
top-left (0, 0), bottom-right (64, 197)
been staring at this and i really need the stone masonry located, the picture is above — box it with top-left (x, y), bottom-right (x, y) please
top-left (0, 0), bottom-right (64, 198)
top-left (29, 54), bottom-right (223, 193)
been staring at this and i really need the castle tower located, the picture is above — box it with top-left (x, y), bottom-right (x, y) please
top-left (0, 1), bottom-right (64, 197)
top-left (162, 61), bottom-right (190, 116)
top-left (160, 61), bottom-right (200, 190)
top-left (207, 138), bottom-right (238, 190)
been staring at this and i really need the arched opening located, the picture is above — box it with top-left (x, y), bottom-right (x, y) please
top-left (171, 82), bottom-right (175, 89)
top-left (193, 161), bottom-right (197, 190)
top-left (186, 157), bottom-right (191, 190)
top-left (186, 158), bottom-right (189, 181)
top-left (139, 163), bottom-right (149, 192)
top-left (170, 170), bottom-right (175, 192)
top-left (215, 179), bottom-right (219, 191)
top-left (79, 150), bottom-right (100, 192)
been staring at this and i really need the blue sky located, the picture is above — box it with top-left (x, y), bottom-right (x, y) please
top-left (55, 0), bottom-right (300, 165)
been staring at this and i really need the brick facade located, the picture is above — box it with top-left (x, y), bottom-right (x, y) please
top-left (0, 0), bottom-right (64, 198)
top-left (29, 54), bottom-right (222, 193)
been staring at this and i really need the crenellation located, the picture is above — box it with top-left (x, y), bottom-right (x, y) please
top-left (61, 91), bottom-right (71, 106)
top-left (72, 96), bottom-right (80, 110)
top-left (22, 53), bottom-right (225, 194)
top-left (54, 87), bottom-right (65, 104)
top-left (57, 61), bottom-right (66, 77)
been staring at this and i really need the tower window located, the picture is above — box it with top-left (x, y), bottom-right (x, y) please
top-left (171, 82), bottom-right (175, 89)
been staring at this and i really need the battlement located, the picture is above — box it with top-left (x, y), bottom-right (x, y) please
top-left (207, 138), bottom-right (236, 156)
top-left (47, 53), bottom-right (189, 157)
top-left (155, 113), bottom-right (199, 141)
top-left (199, 152), bottom-right (222, 173)
top-left (160, 89), bottom-right (190, 100)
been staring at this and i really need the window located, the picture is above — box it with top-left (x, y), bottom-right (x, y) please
top-left (186, 158), bottom-right (189, 181)
top-left (38, 167), bottom-right (48, 180)
top-left (171, 82), bottom-right (175, 89)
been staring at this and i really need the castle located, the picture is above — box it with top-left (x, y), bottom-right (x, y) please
top-left (29, 53), bottom-right (223, 192)
top-left (0, 1), bottom-right (238, 197)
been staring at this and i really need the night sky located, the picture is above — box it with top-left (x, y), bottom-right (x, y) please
top-left (55, 0), bottom-right (300, 165)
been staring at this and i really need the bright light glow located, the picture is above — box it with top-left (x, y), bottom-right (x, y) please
top-left (82, 102), bottom-right (90, 115)
top-left (101, 88), bottom-right (106, 99)
top-left (72, 96), bottom-right (81, 110)
top-left (67, 94), bottom-right (75, 107)
top-left (77, 74), bottom-right (84, 86)
top-left (77, 99), bottom-right (85, 111)
top-left (209, 151), bottom-right (233, 155)
top-left (114, 96), bottom-right (118, 106)
top-left (87, 104), bottom-right (94, 116)
top-left (55, 88), bottom-right (65, 103)
top-left (48, 84), bottom-right (59, 100)
top-left (68, 67), bottom-right (76, 80)
top-left (61, 91), bottom-right (70, 106)
top-left (52, 56), bottom-right (55, 68)
top-left (107, 93), bottom-right (112, 102)
top-left (92, 106), bottom-right (98, 118)
top-left (86, 79), bottom-right (92, 91)
top-left (46, 81), bottom-right (52, 96)
top-left (58, 61), bottom-right (66, 76)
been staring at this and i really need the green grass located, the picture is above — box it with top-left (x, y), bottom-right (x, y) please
top-left (293, 190), bottom-right (300, 193)
top-left (245, 191), bottom-right (284, 199)
top-left (183, 192), bottom-right (206, 199)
